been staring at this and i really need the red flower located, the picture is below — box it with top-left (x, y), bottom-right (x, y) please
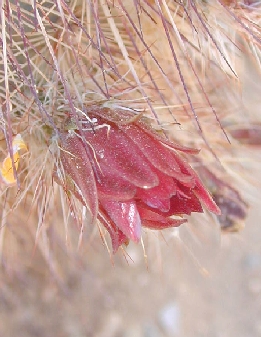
top-left (59, 106), bottom-right (220, 252)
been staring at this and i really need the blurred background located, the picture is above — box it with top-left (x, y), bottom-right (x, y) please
top-left (0, 194), bottom-right (261, 337)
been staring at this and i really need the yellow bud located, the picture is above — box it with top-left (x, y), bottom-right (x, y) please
top-left (0, 134), bottom-right (28, 185)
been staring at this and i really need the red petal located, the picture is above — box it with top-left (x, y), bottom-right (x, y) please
top-left (138, 197), bottom-right (170, 212)
top-left (60, 133), bottom-right (98, 223)
top-left (97, 173), bottom-right (136, 201)
top-left (136, 121), bottom-right (200, 154)
top-left (168, 190), bottom-right (203, 215)
top-left (90, 105), bottom-right (199, 154)
top-left (121, 124), bottom-right (194, 185)
top-left (136, 171), bottom-right (176, 212)
top-left (142, 219), bottom-right (186, 230)
top-left (174, 155), bottom-right (221, 215)
top-left (83, 126), bottom-right (159, 189)
top-left (100, 199), bottom-right (142, 242)
top-left (137, 203), bottom-right (186, 229)
top-left (138, 185), bottom-right (203, 216)
top-left (98, 211), bottom-right (129, 253)
top-left (193, 180), bottom-right (221, 215)
top-left (86, 106), bottom-right (136, 125)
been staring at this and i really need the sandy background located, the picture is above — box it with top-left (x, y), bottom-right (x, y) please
top-left (0, 194), bottom-right (260, 337)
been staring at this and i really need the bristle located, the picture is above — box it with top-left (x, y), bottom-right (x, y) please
top-left (0, 0), bottom-right (260, 263)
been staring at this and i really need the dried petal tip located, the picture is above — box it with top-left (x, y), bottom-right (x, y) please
top-left (0, 134), bottom-right (28, 185)
top-left (200, 168), bottom-right (248, 231)
top-left (58, 107), bottom-right (220, 252)
top-left (229, 125), bottom-right (261, 146)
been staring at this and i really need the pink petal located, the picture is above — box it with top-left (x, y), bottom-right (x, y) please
top-left (60, 133), bottom-right (98, 223)
top-left (83, 125), bottom-right (159, 189)
top-left (121, 124), bottom-right (195, 185)
top-left (100, 199), bottom-right (142, 242)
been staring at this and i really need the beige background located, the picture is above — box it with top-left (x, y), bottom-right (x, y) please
top-left (0, 196), bottom-right (260, 337)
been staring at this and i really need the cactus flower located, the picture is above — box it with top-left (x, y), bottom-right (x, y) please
top-left (59, 107), bottom-right (220, 252)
